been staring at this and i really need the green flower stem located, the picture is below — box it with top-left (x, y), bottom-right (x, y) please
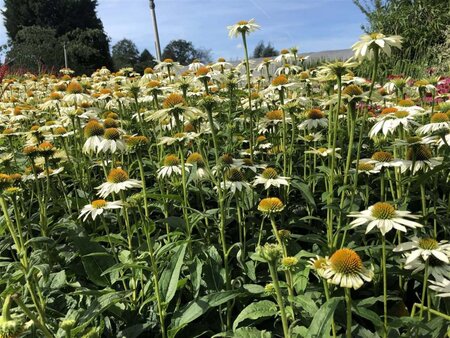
top-left (381, 235), bottom-right (388, 338)
top-left (136, 152), bottom-right (149, 218)
top-left (268, 262), bottom-right (290, 338)
top-left (241, 32), bottom-right (254, 160)
top-left (178, 145), bottom-right (192, 254)
top-left (143, 222), bottom-right (167, 338)
top-left (327, 75), bottom-right (342, 249)
top-left (420, 183), bottom-right (427, 226)
top-left (269, 216), bottom-right (285, 256)
top-left (322, 280), bottom-right (337, 338)
top-left (119, 191), bottom-right (137, 304)
top-left (205, 105), bottom-right (232, 331)
top-left (345, 288), bottom-right (352, 338)
top-left (13, 295), bottom-right (53, 338)
top-left (411, 303), bottom-right (450, 320)
top-left (279, 88), bottom-right (288, 178)
top-left (419, 261), bottom-right (429, 320)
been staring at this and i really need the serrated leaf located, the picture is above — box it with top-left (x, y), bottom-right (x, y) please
top-left (233, 300), bottom-right (278, 331)
top-left (233, 327), bottom-right (272, 338)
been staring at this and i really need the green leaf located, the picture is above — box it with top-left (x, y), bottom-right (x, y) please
top-left (159, 242), bottom-right (187, 304)
top-left (290, 294), bottom-right (319, 318)
top-left (71, 235), bottom-right (115, 287)
top-left (353, 306), bottom-right (383, 328)
top-left (291, 180), bottom-right (316, 208)
top-left (233, 327), bottom-right (273, 338)
top-left (71, 291), bottom-right (128, 335)
top-left (305, 297), bottom-right (342, 338)
top-left (169, 290), bottom-right (241, 338)
top-left (233, 300), bottom-right (278, 331)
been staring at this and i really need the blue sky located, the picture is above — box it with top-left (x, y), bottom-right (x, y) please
top-left (0, 0), bottom-right (367, 60)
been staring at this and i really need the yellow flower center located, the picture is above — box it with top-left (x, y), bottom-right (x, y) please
top-left (371, 151), bottom-right (393, 162)
top-left (430, 112), bottom-right (449, 123)
top-left (54, 127), bottom-right (67, 135)
top-left (221, 154), bottom-right (234, 165)
top-left (394, 110), bottom-right (409, 118)
top-left (91, 199), bottom-right (107, 209)
top-left (147, 80), bottom-right (160, 88)
top-left (258, 197), bottom-right (285, 214)
top-left (371, 202), bottom-right (396, 219)
top-left (330, 248), bottom-right (363, 274)
top-left (0, 173), bottom-right (13, 191)
top-left (104, 128), bottom-right (120, 140)
top-left (272, 75), bottom-right (288, 86)
top-left (163, 58), bottom-right (174, 63)
top-left (343, 84), bottom-right (363, 96)
top-left (163, 93), bottom-right (185, 109)
top-left (84, 121), bottom-right (105, 138)
top-left (307, 108), bottom-right (325, 120)
top-left (358, 162), bottom-right (375, 171)
top-left (281, 256), bottom-right (298, 267)
top-left (226, 168), bottom-right (244, 182)
top-left (144, 67), bottom-right (154, 74)
top-left (266, 109), bottom-right (283, 120)
top-left (127, 136), bottom-right (149, 148)
top-left (163, 154), bottom-right (180, 166)
top-left (418, 238), bottom-right (439, 250)
top-left (107, 168), bottom-right (129, 183)
top-left (381, 107), bottom-right (398, 115)
top-left (237, 20), bottom-right (249, 25)
top-left (66, 81), bottom-right (83, 94)
top-left (406, 145), bottom-right (432, 161)
top-left (398, 99), bottom-right (415, 107)
top-left (196, 67), bottom-right (210, 77)
top-left (186, 152), bottom-right (205, 167)
top-left (104, 118), bottom-right (119, 128)
top-left (261, 167), bottom-right (278, 179)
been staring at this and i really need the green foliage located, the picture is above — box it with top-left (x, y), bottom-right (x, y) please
top-left (162, 39), bottom-right (212, 65)
top-left (7, 26), bottom-right (62, 73)
top-left (3, 0), bottom-right (111, 74)
top-left (253, 41), bottom-right (278, 58)
top-left (112, 39), bottom-right (140, 71)
top-left (353, 0), bottom-right (450, 77)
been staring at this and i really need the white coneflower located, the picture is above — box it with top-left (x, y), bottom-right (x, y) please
top-left (364, 151), bottom-right (403, 170)
top-left (227, 19), bottom-right (260, 38)
top-left (253, 167), bottom-right (289, 189)
top-left (79, 199), bottom-right (123, 221)
top-left (368, 109), bottom-right (420, 138)
top-left (416, 112), bottom-right (450, 135)
top-left (401, 143), bottom-right (443, 174)
top-left (429, 278), bottom-right (450, 297)
top-left (308, 255), bottom-right (329, 279)
top-left (349, 202), bottom-right (423, 235)
top-left (220, 168), bottom-right (251, 194)
top-left (352, 33), bottom-right (403, 61)
top-left (82, 120), bottom-right (104, 155)
top-left (96, 168), bottom-right (142, 198)
top-left (352, 160), bottom-right (380, 176)
top-left (157, 154), bottom-right (185, 179)
top-left (298, 109), bottom-right (328, 131)
top-left (257, 197), bottom-right (285, 215)
top-left (186, 152), bottom-right (208, 181)
top-left (158, 132), bottom-right (200, 146)
top-left (97, 128), bottom-right (126, 154)
top-left (394, 237), bottom-right (450, 265)
top-left (305, 147), bottom-right (341, 158)
top-left (323, 248), bottom-right (374, 290)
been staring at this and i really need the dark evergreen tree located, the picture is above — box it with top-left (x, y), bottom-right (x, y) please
top-left (3, 0), bottom-right (112, 74)
top-left (253, 41), bottom-right (265, 58)
top-left (112, 39), bottom-right (140, 70)
top-left (135, 49), bottom-right (156, 73)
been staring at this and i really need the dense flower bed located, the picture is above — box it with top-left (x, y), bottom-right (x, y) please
top-left (0, 20), bottom-right (449, 338)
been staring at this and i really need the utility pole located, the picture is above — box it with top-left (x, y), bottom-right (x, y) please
top-left (149, 0), bottom-right (162, 61)
top-left (63, 42), bottom-right (68, 69)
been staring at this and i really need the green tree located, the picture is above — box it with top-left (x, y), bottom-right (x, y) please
top-left (112, 39), bottom-right (140, 70)
top-left (162, 39), bottom-right (211, 65)
top-left (3, 0), bottom-right (112, 74)
top-left (253, 41), bottom-right (278, 58)
top-left (7, 26), bottom-right (63, 73)
top-left (62, 28), bottom-right (113, 75)
top-left (135, 49), bottom-right (156, 73)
